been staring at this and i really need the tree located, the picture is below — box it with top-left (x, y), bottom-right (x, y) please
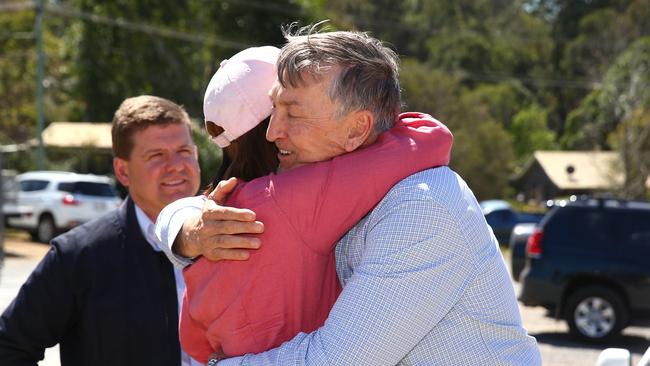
top-left (510, 105), bottom-right (556, 163)
top-left (0, 9), bottom-right (36, 146)
top-left (458, 82), bottom-right (536, 130)
top-left (532, 0), bottom-right (647, 136)
top-left (565, 37), bottom-right (650, 199)
top-left (0, 8), bottom-right (67, 146)
top-left (609, 108), bottom-right (650, 199)
top-left (0, 6), bottom-right (73, 171)
top-left (400, 59), bottom-right (462, 121)
top-left (451, 121), bottom-right (515, 200)
top-left (63, 0), bottom-right (311, 121)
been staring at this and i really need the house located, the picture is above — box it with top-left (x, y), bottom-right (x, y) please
top-left (41, 122), bottom-right (114, 174)
top-left (516, 151), bottom-right (624, 202)
top-left (42, 122), bottom-right (112, 149)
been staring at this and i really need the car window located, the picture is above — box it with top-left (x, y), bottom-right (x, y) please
top-left (19, 179), bottom-right (49, 192)
top-left (58, 181), bottom-right (117, 197)
top-left (544, 207), bottom-right (613, 248)
top-left (57, 182), bottom-right (75, 193)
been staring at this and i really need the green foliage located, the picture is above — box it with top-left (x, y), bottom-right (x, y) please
top-left (43, 146), bottom-right (113, 175)
top-left (64, 0), bottom-right (311, 121)
top-left (562, 36), bottom-right (650, 198)
top-left (608, 108), bottom-right (650, 199)
top-left (563, 36), bottom-right (650, 149)
top-left (547, 0), bottom-right (649, 135)
top-left (400, 59), bottom-right (462, 121)
top-left (510, 105), bottom-right (556, 162)
top-left (425, 5), bottom-right (553, 79)
top-left (191, 122), bottom-right (222, 190)
top-left (451, 120), bottom-right (515, 200)
top-left (0, 9), bottom-right (68, 146)
top-left (2, 0), bottom-right (650, 201)
top-left (562, 90), bottom-right (614, 149)
top-left (458, 83), bottom-right (535, 129)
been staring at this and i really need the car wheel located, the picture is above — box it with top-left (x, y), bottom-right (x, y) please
top-left (36, 214), bottom-right (56, 243)
top-left (565, 285), bottom-right (628, 342)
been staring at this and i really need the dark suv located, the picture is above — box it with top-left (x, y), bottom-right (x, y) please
top-left (519, 197), bottom-right (650, 342)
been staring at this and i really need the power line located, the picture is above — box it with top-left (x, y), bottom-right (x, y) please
top-left (0, 2), bottom-right (617, 92)
top-left (46, 3), bottom-right (255, 50)
top-left (0, 1), bottom-right (33, 12)
top-left (457, 71), bottom-right (603, 90)
top-left (0, 1), bottom-right (254, 49)
top-left (229, 0), bottom-right (308, 16)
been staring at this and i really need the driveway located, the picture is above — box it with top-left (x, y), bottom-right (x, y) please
top-left (513, 269), bottom-right (650, 365)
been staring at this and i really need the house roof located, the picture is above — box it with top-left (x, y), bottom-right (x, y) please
top-left (531, 151), bottom-right (623, 190)
top-left (42, 122), bottom-right (112, 149)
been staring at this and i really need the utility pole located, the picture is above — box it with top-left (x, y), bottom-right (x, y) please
top-left (0, 154), bottom-right (4, 264)
top-left (35, 0), bottom-right (45, 170)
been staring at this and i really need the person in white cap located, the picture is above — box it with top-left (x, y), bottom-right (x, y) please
top-left (202, 46), bottom-right (280, 184)
top-left (155, 46), bottom-right (453, 363)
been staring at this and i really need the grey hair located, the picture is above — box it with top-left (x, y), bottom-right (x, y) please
top-left (278, 22), bottom-right (402, 133)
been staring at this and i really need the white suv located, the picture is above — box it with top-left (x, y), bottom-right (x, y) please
top-left (8, 171), bottom-right (122, 242)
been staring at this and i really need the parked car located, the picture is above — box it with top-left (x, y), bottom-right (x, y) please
top-left (519, 197), bottom-right (650, 342)
top-left (480, 200), bottom-right (544, 245)
top-left (7, 171), bottom-right (122, 242)
top-left (1, 169), bottom-right (32, 225)
top-left (508, 222), bottom-right (537, 282)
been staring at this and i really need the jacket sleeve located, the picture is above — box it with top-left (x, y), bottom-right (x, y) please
top-left (268, 114), bottom-right (452, 253)
top-left (0, 243), bottom-right (78, 365)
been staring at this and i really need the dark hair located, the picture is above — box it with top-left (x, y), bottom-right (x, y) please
top-left (203, 117), bottom-right (278, 194)
top-left (111, 95), bottom-right (192, 159)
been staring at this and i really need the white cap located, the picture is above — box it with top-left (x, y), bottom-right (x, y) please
top-left (203, 46), bottom-right (280, 147)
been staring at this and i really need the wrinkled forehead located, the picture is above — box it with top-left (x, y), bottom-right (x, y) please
top-left (272, 67), bottom-right (340, 101)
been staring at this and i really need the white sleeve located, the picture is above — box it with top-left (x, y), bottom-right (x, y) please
top-left (154, 195), bottom-right (207, 269)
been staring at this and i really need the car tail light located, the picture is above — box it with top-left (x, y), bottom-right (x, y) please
top-left (62, 194), bottom-right (80, 206)
top-left (526, 229), bottom-right (543, 258)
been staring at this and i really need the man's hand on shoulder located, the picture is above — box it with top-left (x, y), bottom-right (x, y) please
top-left (173, 178), bottom-right (264, 261)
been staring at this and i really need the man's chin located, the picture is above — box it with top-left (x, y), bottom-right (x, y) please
top-left (277, 161), bottom-right (293, 172)
top-left (161, 185), bottom-right (198, 200)
top-left (278, 161), bottom-right (305, 173)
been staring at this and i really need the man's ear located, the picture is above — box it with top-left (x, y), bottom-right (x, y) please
top-left (344, 110), bottom-right (374, 152)
top-left (113, 157), bottom-right (130, 188)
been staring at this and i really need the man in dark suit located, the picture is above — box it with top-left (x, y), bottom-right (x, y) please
top-left (0, 95), bottom-right (201, 366)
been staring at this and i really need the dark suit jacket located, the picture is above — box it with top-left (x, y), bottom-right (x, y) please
top-left (0, 197), bottom-right (181, 366)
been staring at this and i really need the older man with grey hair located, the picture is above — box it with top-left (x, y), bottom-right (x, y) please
top-left (157, 25), bottom-right (542, 366)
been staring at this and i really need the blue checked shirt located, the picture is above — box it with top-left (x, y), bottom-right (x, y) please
top-left (156, 167), bottom-right (542, 365)
top-left (217, 167), bottom-right (541, 365)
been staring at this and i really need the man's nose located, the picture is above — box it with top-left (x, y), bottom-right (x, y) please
top-left (167, 153), bottom-right (185, 172)
top-left (266, 112), bottom-right (287, 142)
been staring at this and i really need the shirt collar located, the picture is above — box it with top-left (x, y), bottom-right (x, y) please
top-left (134, 204), bottom-right (162, 252)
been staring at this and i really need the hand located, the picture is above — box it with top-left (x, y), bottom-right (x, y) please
top-left (173, 178), bottom-right (264, 261)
